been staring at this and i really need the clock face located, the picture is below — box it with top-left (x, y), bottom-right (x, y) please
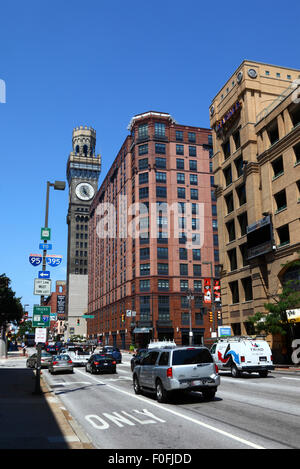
top-left (75, 182), bottom-right (95, 201)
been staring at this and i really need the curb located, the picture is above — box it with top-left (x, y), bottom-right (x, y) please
top-left (40, 374), bottom-right (95, 449)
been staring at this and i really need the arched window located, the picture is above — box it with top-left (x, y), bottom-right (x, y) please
top-left (83, 145), bottom-right (88, 156)
top-left (281, 264), bottom-right (300, 291)
top-left (75, 145), bottom-right (80, 154)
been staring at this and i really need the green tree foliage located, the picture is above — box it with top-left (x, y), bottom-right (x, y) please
top-left (0, 274), bottom-right (23, 328)
top-left (17, 320), bottom-right (34, 339)
top-left (249, 257), bottom-right (300, 336)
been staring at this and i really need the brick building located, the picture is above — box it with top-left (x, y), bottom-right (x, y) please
top-left (87, 112), bottom-right (221, 349)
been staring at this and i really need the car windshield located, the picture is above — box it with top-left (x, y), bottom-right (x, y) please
top-left (172, 348), bottom-right (213, 365)
top-left (53, 355), bottom-right (70, 361)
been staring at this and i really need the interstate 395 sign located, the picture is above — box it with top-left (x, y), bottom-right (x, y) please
top-left (46, 254), bottom-right (63, 267)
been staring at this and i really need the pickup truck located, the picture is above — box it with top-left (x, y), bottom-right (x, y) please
top-left (67, 351), bottom-right (91, 367)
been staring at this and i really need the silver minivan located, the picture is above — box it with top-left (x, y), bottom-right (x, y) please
top-left (133, 345), bottom-right (220, 403)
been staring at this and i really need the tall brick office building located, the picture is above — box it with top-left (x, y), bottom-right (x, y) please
top-left (87, 112), bottom-right (221, 348)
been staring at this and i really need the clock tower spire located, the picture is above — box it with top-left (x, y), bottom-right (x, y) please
top-left (65, 125), bottom-right (101, 340)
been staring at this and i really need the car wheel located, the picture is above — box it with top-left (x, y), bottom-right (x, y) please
top-left (202, 388), bottom-right (216, 401)
top-left (231, 365), bottom-right (241, 378)
top-left (156, 379), bottom-right (169, 403)
top-left (133, 375), bottom-right (141, 395)
top-left (259, 370), bottom-right (268, 378)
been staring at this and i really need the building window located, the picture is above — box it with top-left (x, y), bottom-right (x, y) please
top-left (226, 219), bottom-right (236, 242)
top-left (181, 296), bottom-right (189, 308)
top-left (290, 106), bottom-right (300, 127)
top-left (176, 144), bottom-right (184, 155)
top-left (192, 203), bottom-right (199, 215)
top-left (181, 312), bottom-right (189, 325)
top-left (228, 248), bottom-right (237, 271)
top-left (272, 155), bottom-right (284, 179)
top-left (180, 280), bottom-right (188, 292)
top-left (190, 188), bottom-right (198, 200)
top-left (140, 264), bottom-right (150, 276)
top-left (140, 279), bottom-right (150, 291)
top-left (155, 157), bottom-right (167, 168)
top-left (156, 172), bottom-right (167, 183)
top-left (193, 264), bottom-right (202, 277)
top-left (294, 142), bottom-right (300, 164)
top-left (155, 143), bottom-right (166, 154)
top-left (194, 280), bottom-right (202, 292)
top-left (139, 187), bottom-right (149, 199)
top-left (138, 124), bottom-right (148, 140)
top-left (179, 247), bottom-right (188, 260)
top-left (157, 247), bottom-right (168, 259)
top-left (274, 189), bottom-right (287, 213)
top-left (212, 219), bottom-right (218, 231)
top-left (192, 218), bottom-right (199, 230)
top-left (267, 121), bottom-right (279, 145)
top-left (156, 186), bottom-right (167, 198)
top-left (177, 173), bottom-right (185, 184)
top-left (233, 129), bottom-right (241, 150)
top-left (180, 264), bottom-right (188, 276)
top-left (223, 165), bottom-right (232, 186)
top-left (189, 160), bottom-right (197, 171)
top-left (157, 263), bottom-right (169, 275)
top-left (138, 158), bottom-right (148, 170)
top-left (139, 172), bottom-right (148, 185)
top-left (236, 183), bottom-right (247, 206)
top-left (239, 243), bottom-right (249, 267)
top-left (195, 313), bottom-right (204, 325)
top-left (176, 130), bottom-right (183, 141)
top-left (277, 224), bottom-right (290, 247)
top-left (138, 144), bottom-right (148, 156)
top-left (242, 277), bottom-right (253, 301)
top-left (176, 158), bottom-right (184, 170)
top-left (188, 132), bottom-right (196, 143)
top-left (155, 122), bottom-right (166, 138)
top-left (178, 202), bottom-right (185, 214)
top-left (192, 249), bottom-right (201, 261)
top-left (158, 279), bottom-right (169, 291)
top-left (214, 249), bottom-right (219, 262)
top-left (190, 174), bottom-right (198, 185)
top-left (158, 296), bottom-right (170, 320)
top-left (222, 140), bottom-right (231, 159)
top-left (177, 187), bottom-right (186, 199)
top-left (140, 247), bottom-right (150, 260)
top-left (238, 212), bottom-right (248, 237)
top-left (189, 146), bottom-right (196, 157)
top-left (229, 280), bottom-right (239, 304)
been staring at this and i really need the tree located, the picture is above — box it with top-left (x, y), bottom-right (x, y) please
top-left (249, 257), bottom-right (300, 337)
top-left (17, 320), bottom-right (34, 340)
top-left (0, 274), bottom-right (23, 328)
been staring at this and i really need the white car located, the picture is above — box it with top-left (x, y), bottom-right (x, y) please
top-left (210, 336), bottom-right (274, 377)
top-left (67, 350), bottom-right (91, 367)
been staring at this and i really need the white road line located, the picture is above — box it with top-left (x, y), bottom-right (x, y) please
top-left (75, 368), bottom-right (264, 449)
top-left (281, 377), bottom-right (300, 381)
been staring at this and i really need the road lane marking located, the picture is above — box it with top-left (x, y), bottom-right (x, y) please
top-left (281, 377), bottom-right (300, 381)
top-left (75, 368), bottom-right (264, 449)
top-left (85, 409), bottom-right (165, 430)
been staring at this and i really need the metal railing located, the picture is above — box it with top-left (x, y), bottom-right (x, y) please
top-left (256, 84), bottom-right (295, 124)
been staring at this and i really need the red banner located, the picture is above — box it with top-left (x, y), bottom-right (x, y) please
top-left (213, 279), bottom-right (221, 303)
top-left (204, 278), bottom-right (211, 303)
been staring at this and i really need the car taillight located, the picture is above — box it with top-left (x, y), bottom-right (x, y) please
top-left (112, 361), bottom-right (116, 365)
top-left (214, 364), bottom-right (219, 374)
top-left (270, 355), bottom-right (273, 362)
top-left (68, 360), bottom-right (72, 364)
top-left (166, 367), bottom-right (173, 378)
top-left (52, 361), bottom-right (58, 365)
top-left (241, 356), bottom-right (245, 362)
top-left (94, 361), bottom-right (99, 365)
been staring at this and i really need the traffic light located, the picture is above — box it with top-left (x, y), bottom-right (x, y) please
top-left (121, 314), bottom-right (125, 323)
top-left (217, 311), bottom-right (222, 321)
top-left (209, 311), bottom-right (213, 322)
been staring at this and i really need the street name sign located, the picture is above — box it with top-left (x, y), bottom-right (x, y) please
top-left (29, 254), bottom-right (42, 267)
top-left (39, 243), bottom-right (52, 250)
top-left (38, 270), bottom-right (50, 279)
top-left (46, 255), bottom-right (62, 267)
top-left (41, 227), bottom-right (51, 241)
top-left (34, 278), bottom-right (52, 296)
top-left (32, 306), bottom-right (50, 327)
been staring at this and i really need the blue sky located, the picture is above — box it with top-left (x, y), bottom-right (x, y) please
top-left (0, 0), bottom-right (299, 315)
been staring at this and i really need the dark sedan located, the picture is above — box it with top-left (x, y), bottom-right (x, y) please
top-left (130, 348), bottom-right (148, 371)
top-left (101, 346), bottom-right (122, 363)
top-left (85, 354), bottom-right (117, 374)
top-left (26, 351), bottom-right (52, 369)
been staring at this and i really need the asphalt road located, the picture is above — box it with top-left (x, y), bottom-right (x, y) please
top-left (41, 352), bottom-right (300, 450)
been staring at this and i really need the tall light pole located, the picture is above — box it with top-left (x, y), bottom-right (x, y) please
top-left (34, 180), bottom-right (65, 395)
top-left (187, 290), bottom-right (194, 346)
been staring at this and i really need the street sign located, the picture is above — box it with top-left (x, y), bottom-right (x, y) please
top-left (126, 310), bottom-right (132, 317)
top-left (29, 254), bottom-right (42, 267)
top-left (46, 255), bottom-right (62, 267)
top-left (286, 309), bottom-right (300, 323)
top-left (34, 279), bottom-right (52, 296)
top-left (50, 312), bottom-right (57, 321)
top-left (35, 328), bottom-right (47, 343)
top-left (218, 326), bottom-right (232, 337)
top-left (41, 227), bottom-right (51, 240)
top-left (39, 243), bottom-right (52, 250)
top-left (32, 306), bottom-right (50, 327)
top-left (38, 270), bottom-right (50, 279)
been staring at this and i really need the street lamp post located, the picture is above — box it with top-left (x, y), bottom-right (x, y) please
top-left (34, 180), bottom-right (65, 395)
top-left (187, 290), bottom-right (194, 346)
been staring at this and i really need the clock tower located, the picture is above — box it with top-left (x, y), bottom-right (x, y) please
top-left (65, 126), bottom-right (101, 339)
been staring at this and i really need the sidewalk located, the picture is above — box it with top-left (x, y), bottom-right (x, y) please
top-left (0, 351), bottom-right (94, 449)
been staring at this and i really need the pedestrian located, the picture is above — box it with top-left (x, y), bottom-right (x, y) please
top-left (22, 342), bottom-right (26, 356)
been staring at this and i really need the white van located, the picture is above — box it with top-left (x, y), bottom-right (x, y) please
top-left (210, 336), bottom-right (274, 377)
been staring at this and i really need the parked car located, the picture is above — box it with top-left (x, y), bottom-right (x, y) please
top-left (210, 336), bottom-right (274, 378)
top-left (100, 346), bottom-right (122, 363)
top-left (67, 350), bottom-right (91, 367)
top-left (48, 354), bottom-right (74, 374)
top-left (26, 351), bottom-right (52, 369)
top-left (131, 348), bottom-right (148, 371)
top-left (133, 344), bottom-right (220, 403)
top-left (85, 354), bottom-right (117, 374)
